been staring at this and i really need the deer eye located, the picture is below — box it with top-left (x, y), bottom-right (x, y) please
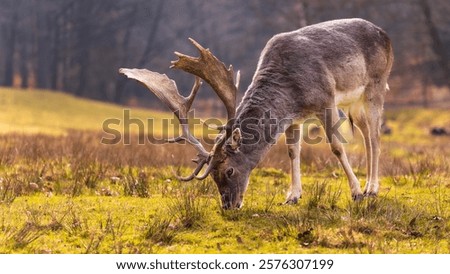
top-left (225, 167), bottom-right (235, 178)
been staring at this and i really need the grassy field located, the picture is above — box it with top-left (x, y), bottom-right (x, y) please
top-left (0, 88), bottom-right (172, 135)
top-left (0, 88), bottom-right (449, 253)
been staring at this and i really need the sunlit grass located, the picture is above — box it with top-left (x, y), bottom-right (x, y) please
top-left (0, 171), bottom-right (448, 254)
top-left (0, 129), bottom-right (448, 253)
top-left (383, 107), bottom-right (450, 145)
top-left (0, 88), bottom-right (449, 253)
top-left (0, 88), bottom-right (172, 135)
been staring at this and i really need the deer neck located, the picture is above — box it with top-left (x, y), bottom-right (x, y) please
top-left (233, 85), bottom-right (294, 168)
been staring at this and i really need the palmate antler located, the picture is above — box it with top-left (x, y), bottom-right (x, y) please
top-left (119, 38), bottom-right (239, 181)
top-left (119, 68), bottom-right (209, 181)
top-left (171, 38), bottom-right (239, 122)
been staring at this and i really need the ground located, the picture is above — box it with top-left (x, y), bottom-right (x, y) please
top-left (0, 88), bottom-right (448, 253)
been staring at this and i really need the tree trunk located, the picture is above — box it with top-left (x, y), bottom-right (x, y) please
top-left (419, 0), bottom-right (450, 89)
top-left (35, 14), bottom-right (51, 89)
top-left (137, 0), bottom-right (165, 67)
top-left (3, 11), bottom-right (18, 86)
top-left (74, 0), bottom-right (91, 97)
top-left (50, 15), bottom-right (60, 90)
top-left (20, 42), bottom-right (29, 89)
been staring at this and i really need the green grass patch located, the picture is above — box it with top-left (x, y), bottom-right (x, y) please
top-left (0, 173), bottom-right (448, 254)
top-left (0, 88), bottom-right (449, 253)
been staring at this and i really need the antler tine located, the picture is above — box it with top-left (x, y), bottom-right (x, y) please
top-left (200, 119), bottom-right (226, 131)
top-left (186, 76), bottom-right (202, 110)
top-left (188, 37), bottom-right (207, 53)
top-left (235, 70), bottom-right (241, 90)
top-left (194, 133), bottom-right (228, 179)
top-left (174, 156), bottom-right (209, 181)
top-left (171, 38), bottom-right (237, 121)
top-left (119, 68), bottom-right (208, 158)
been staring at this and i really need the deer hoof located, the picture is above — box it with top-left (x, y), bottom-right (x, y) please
top-left (363, 191), bottom-right (378, 197)
top-left (352, 193), bottom-right (364, 201)
top-left (283, 196), bottom-right (301, 205)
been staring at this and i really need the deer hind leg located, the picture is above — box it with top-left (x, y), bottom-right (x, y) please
top-left (363, 101), bottom-right (383, 196)
top-left (318, 107), bottom-right (363, 201)
top-left (284, 124), bottom-right (302, 204)
top-left (350, 105), bottom-right (373, 196)
top-left (356, 81), bottom-right (386, 197)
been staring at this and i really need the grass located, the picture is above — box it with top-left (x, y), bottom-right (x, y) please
top-left (0, 88), bottom-right (449, 253)
top-left (0, 175), bottom-right (448, 253)
top-left (0, 87), bottom-right (171, 135)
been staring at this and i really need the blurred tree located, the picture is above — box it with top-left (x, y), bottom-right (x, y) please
top-left (419, 0), bottom-right (450, 89)
top-left (0, 0), bottom-right (449, 108)
top-left (1, 0), bottom-right (19, 87)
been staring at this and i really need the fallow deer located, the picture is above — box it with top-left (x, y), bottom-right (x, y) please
top-left (120, 18), bottom-right (394, 209)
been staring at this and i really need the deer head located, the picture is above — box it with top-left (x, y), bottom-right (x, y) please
top-left (120, 38), bottom-right (247, 209)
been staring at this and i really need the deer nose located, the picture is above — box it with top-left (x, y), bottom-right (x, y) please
top-left (235, 201), bottom-right (243, 209)
top-left (222, 203), bottom-right (231, 210)
top-left (221, 193), bottom-right (244, 210)
top-left (221, 193), bottom-right (231, 210)
top-left (222, 202), bottom-right (242, 210)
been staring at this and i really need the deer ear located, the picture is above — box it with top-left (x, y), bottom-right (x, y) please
top-left (230, 128), bottom-right (242, 150)
top-left (225, 167), bottom-right (235, 178)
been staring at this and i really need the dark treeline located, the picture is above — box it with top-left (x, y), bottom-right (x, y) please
top-left (0, 0), bottom-right (449, 110)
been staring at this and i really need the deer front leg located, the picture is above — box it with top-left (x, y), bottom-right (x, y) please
top-left (284, 124), bottom-right (302, 204)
